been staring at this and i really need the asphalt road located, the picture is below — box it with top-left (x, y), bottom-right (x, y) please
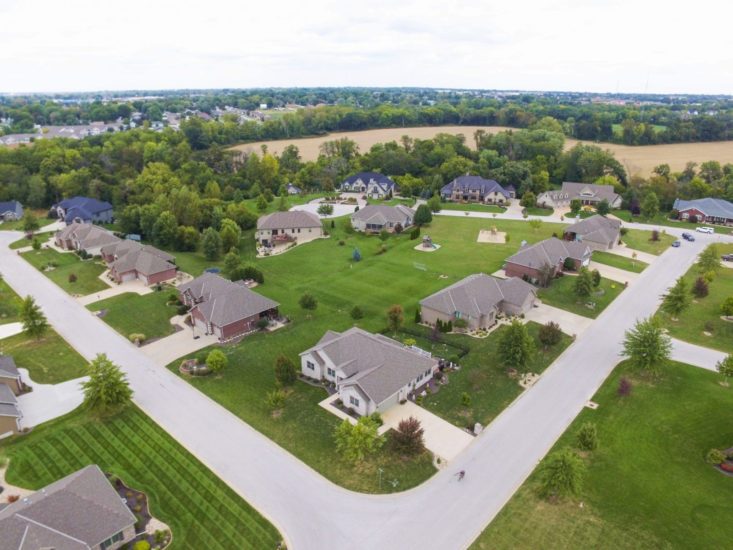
top-left (0, 228), bottom-right (729, 550)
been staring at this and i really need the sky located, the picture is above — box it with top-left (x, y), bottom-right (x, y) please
top-left (1, 0), bottom-right (732, 95)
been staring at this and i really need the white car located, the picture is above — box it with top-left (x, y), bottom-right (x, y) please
top-left (695, 226), bottom-right (714, 234)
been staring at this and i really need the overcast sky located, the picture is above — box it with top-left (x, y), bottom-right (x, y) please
top-left (2, 0), bottom-right (732, 95)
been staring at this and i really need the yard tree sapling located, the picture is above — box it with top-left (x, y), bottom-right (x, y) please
top-left (573, 267), bottom-right (593, 298)
top-left (274, 354), bottom-right (297, 386)
top-left (538, 321), bottom-right (562, 348)
top-left (538, 448), bottom-right (585, 500)
top-left (414, 204), bottom-right (433, 226)
top-left (206, 349), bottom-right (228, 373)
top-left (20, 295), bottom-right (48, 339)
top-left (392, 417), bottom-right (425, 455)
top-left (621, 316), bottom-right (672, 376)
top-left (386, 304), bottom-right (404, 334)
top-left (716, 354), bottom-right (733, 385)
top-left (520, 191), bottom-right (537, 208)
top-left (591, 269), bottom-right (601, 288)
top-left (427, 194), bottom-right (442, 213)
top-left (257, 194), bottom-right (268, 212)
top-left (698, 244), bottom-right (721, 273)
top-left (219, 218), bottom-right (242, 253)
top-left (721, 296), bottom-right (733, 318)
top-left (82, 353), bottom-right (133, 414)
top-left (596, 199), bottom-right (610, 216)
top-left (569, 199), bottom-right (582, 215)
top-left (201, 227), bottom-right (223, 260)
top-left (661, 276), bottom-right (691, 319)
top-left (692, 276), bottom-right (709, 298)
top-left (576, 422), bottom-right (599, 451)
top-left (22, 211), bottom-right (40, 235)
top-left (334, 416), bottom-right (384, 462)
top-left (641, 191), bottom-right (660, 219)
top-left (498, 319), bottom-right (535, 370)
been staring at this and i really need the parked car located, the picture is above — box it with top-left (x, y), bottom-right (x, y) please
top-left (681, 232), bottom-right (693, 241)
top-left (722, 253), bottom-right (733, 261)
top-left (696, 226), bottom-right (714, 234)
top-left (671, 240), bottom-right (681, 248)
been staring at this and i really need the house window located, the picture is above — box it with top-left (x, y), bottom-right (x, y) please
top-left (327, 367), bottom-right (335, 377)
top-left (425, 369), bottom-right (431, 376)
top-left (349, 395), bottom-right (360, 407)
top-left (100, 531), bottom-right (125, 550)
top-left (306, 361), bottom-right (315, 370)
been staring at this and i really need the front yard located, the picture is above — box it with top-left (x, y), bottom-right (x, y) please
top-left (538, 275), bottom-right (624, 319)
top-left (87, 290), bottom-right (179, 342)
top-left (591, 250), bottom-right (648, 273)
top-left (0, 277), bottom-right (23, 323)
top-left (0, 405), bottom-right (282, 549)
top-left (0, 329), bottom-right (87, 384)
top-left (440, 202), bottom-right (507, 213)
top-left (472, 361), bottom-right (733, 549)
top-left (21, 248), bottom-right (109, 295)
top-left (621, 229), bottom-right (675, 255)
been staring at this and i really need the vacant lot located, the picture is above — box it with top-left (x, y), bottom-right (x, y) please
top-left (22, 248), bottom-right (108, 295)
top-left (0, 406), bottom-right (281, 549)
top-left (473, 361), bottom-right (733, 549)
top-left (0, 277), bottom-right (23, 323)
top-left (87, 290), bottom-right (179, 342)
top-left (0, 329), bottom-right (87, 384)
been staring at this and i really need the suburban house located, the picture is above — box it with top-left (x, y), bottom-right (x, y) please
top-left (537, 182), bottom-right (622, 209)
top-left (300, 327), bottom-right (438, 417)
top-left (285, 183), bottom-right (302, 195)
top-left (351, 204), bottom-right (414, 233)
top-left (101, 240), bottom-right (177, 285)
top-left (0, 200), bottom-right (24, 221)
top-left (0, 465), bottom-right (137, 550)
top-left (0, 382), bottom-right (22, 438)
top-left (178, 273), bottom-right (280, 341)
top-left (0, 355), bottom-right (24, 395)
top-left (256, 211), bottom-right (324, 248)
top-left (504, 237), bottom-right (592, 284)
top-left (55, 222), bottom-right (121, 256)
top-left (440, 175), bottom-right (514, 204)
top-left (563, 214), bottom-right (622, 250)
top-left (673, 197), bottom-right (733, 225)
top-left (420, 274), bottom-right (537, 330)
top-left (52, 196), bottom-right (114, 224)
top-left (340, 172), bottom-right (398, 199)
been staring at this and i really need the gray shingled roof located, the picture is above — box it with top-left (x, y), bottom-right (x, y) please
top-left (351, 204), bottom-right (414, 225)
top-left (0, 465), bottom-right (136, 549)
top-left (55, 222), bottom-right (120, 250)
top-left (101, 240), bottom-right (175, 263)
top-left (420, 274), bottom-right (536, 319)
top-left (673, 197), bottom-right (733, 219)
top-left (107, 242), bottom-right (176, 278)
top-left (563, 215), bottom-right (621, 247)
top-left (542, 182), bottom-right (620, 204)
top-left (0, 355), bottom-right (19, 378)
top-left (0, 383), bottom-right (20, 418)
top-left (440, 175), bottom-right (510, 198)
top-left (302, 328), bottom-right (436, 406)
top-left (257, 210), bottom-right (322, 230)
top-left (506, 237), bottom-right (591, 269)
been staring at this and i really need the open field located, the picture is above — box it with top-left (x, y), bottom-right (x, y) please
top-left (230, 125), bottom-right (733, 177)
top-left (472, 360), bottom-right (733, 549)
top-left (21, 248), bottom-right (108, 295)
top-left (87, 290), bottom-right (179, 342)
top-left (0, 329), bottom-right (87, 384)
top-left (0, 405), bottom-right (281, 549)
top-left (592, 250), bottom-right (648, 273)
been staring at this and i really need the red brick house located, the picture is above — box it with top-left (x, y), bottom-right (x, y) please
top-left (178, 273), bottom-right (280, 341)
top-left (673, 198), bottom-right (733, 225)
top-left (504, 237), bottom-right (591, 284)
top-left (100, 240), bottom-right (177, 286)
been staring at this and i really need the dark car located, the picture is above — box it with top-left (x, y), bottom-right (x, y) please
top-left (671, 240), bottom-right (681, 248)
top-left (681, 232), bottom-right (694, 241)
top-left (722, 254), bottom-right (733, 262)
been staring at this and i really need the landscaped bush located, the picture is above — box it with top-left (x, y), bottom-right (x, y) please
top-left (619, 227), bottom-right (628, 236)
top-left (576, 422), bottom-right (599, 451)
top-left (206, 349), bottom-right (228, 373)
top-left (392, 416), bottom-right (425, 455)
top-left (133, 540), bottom-right (150, 550)
top-left (257, 318), bottom-right (270, 330)
top-left (338, 239), bottom-right (345, 246)
top-left (409, 226), bottom-right (420, 240)
top-left (68, 273), bottom-right (77, 283)
top-left (563, 257), bottom-right (576, 271)
top-left (350, 305), bottom-right (364, 320)
top-left (128, 333), bottom-right (146, 345)
top-left (538, 321), bottom-right (562, 348)
top-left (706, 448), bottom-right (726, 464)
top-left (618, 377), bottom-right (633, 396)
top-left (176, 304), bottom-right (188, 315)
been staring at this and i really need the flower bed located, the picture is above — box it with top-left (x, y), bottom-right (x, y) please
top-left (179, 359), bottom-right (210, 377)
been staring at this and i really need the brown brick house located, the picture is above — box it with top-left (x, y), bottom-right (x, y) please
top-left (563, 214), bottom-right (621, 251)
top-left (504, 237), bottom-right (591, 284)
top-left (55, 222), bottom-right (120, 256)
top-left (101, 240), bottom-right (177, 286)
top-left (178, 273), bottom-right (280, 341)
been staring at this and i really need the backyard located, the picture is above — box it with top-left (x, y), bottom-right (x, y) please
top-left (21, 248), bottom-right (109, 295)
top-left (87, 289), bottom-right (180, 342)
top-left (0, 405), bottom-right (282, 549)
top-left (0, 329), bottom-right (87, 384)
top-left (591, 250), bottom-right (648, 273)
top-left (472, 360), bottom-right (733, 549)
top-left (538, 275), bottom-right (624, 319)
top-left (621, 228), bottom-right (675, 255)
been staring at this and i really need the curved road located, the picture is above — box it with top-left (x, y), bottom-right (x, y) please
top-left (0, 227), bottom-right (729, 549)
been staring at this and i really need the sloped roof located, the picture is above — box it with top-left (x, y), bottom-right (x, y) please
top-left (302, 327), bottom-right (436, 406)
top-left (56, 196), bottom-right (113, 223)
top-left (103, 240), bottom-right (176, 277)
top-left (342, 172), bottom-right (396, 189)
top-left (506, 237), bottom-right (591, 269)
top-left (257, 210), bottom-right (322, 230)
top-left (351, 204), bottom-right (414, 225)
top-left (100, 240), bottom-right (175, 263)
top-left (440, 175), bottom-right (510, 198)
top-left (542, 182), bottom-right (620, 204)
top-left (563, 215), bottom-right (621, 247)
top-left (0, 465), bottom-right (136, 549)
top-left (0, 201), bottom-right (23, 216)
top-left (0, 382), bottom-right (20, 418)
top-left (0, 355), bottom-right (19, 378)
top-left (55, 222), bottom-right (120, 250)
top-left (673, 197), bottom-right (733, 219)
top-left (420, 274), bottom-right (536, 319)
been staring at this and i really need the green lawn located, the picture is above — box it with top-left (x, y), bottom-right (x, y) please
top-left (473, 360), bottom-right (733, 549)
top-left (440, 202), bottom-right (506, 213)
top-left (592, 250), bottom-right (648, 273)
top-left (538, 275), bottom-right (624, 319)
top-left (621, 229), bottom-right (675, 255)
top-left (422, 323), bottom-right (572, 429)
top-left (0, 210), bottom-right (54, 232)
top-left (0, 329), bottom-right (87, 384)
top-left (0, 277), bottom-right (23, 323)
top-left (242, 192), bottom-right (325, 216)
top-left (87, 290), bottom-right (179, 342)
top-left (614, 210), bottom-right (733, 236)
top-left (0, 406), bottom-right (281, 549)
top-left (21, 248), bottom-right (109, 295)
top-left (656, 243), bottom-right (733, 354)
top-left (525, 206), bottom-right (554, 216)
top-left (9, 231), bottom-right (54, 250)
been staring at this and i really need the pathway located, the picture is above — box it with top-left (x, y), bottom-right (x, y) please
top-left (670, 338), bottom-right (727, 372)
top-left (0, 322), bottom-right (23, 340)
top-left (524, 304), bottom-right (593, 336)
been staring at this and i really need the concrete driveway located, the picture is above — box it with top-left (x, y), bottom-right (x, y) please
top-left (17, 368), bottom-right (86, 429)
top-left (139, 320), bottom-right (219, 366)
top-left (78, 273), bottom-right (153, 306)
top-left (524, 303), bottom-right (592, 336)
top-left (379, 401), bottom-right (473, 463)
top-left (670, 338), bottom-right (727, 372)
top-left (588, 260), bottom-right (639, 284)
top-left (0, 322), bottom-right (23, 340)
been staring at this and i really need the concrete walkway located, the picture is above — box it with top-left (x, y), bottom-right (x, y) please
top-left (670, 338), bottom-right (727, 372)
top-left (78, 273), bottom-right (153, 306)
top-left (588, 260), bottom-right (639, 284)
top-left (0, 322), bottom-right (23, 340)
top-left (16, 368), bottom-right (86, 429)
top-left (524, 304), bottom-right (593, 336)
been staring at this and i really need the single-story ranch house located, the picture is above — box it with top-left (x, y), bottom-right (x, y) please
top-left (339, 172), bottom-right (397, 199)
top-left (563, 214), bottom-right (621, 250)
top-left (673, 197), bottom-right (733, 225)
top-left (101, 240), bottom-right (177, 285)
top-left (256, 211), bottom-right (323, 248)
top-left (0, 200), bottom-right (24, 221)
top-left (505, 237), bottom-right (591, 284)
top-left (420, 274), bottom-right (537, 330)
top-left (52, 196), bottom-right (114, 224)
top-left (351, 204), bottom-right (414, 233)
top-left (0, 465), bottom-right (137, 550)
top-left (55, 222), bottom-right (121, 256)
top-left (301, 327), bottom-right (438, 417)
top-left (440, 175), bottom-right (515, 204)
top-left (179, 272), bottom-right (280, 341)
top-left (285, 183), bottom-right (302, 195)
top-left (537, 182), bottom-right (622, 209)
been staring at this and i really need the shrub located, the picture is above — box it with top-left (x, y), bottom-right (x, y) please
top-left (195, 351), bottom-right (208, 365)
top-left (379, 229), bottom-right (390, 241)
top-left (350, 305), bottom-right (364, 320)
top-left (206, 349), bottom-right (228, 373)
top-left (394, 222), bottom-right (403, 234)
top-left (453, 318), bottom-right (468, 329)
top-left (563, 257), bottom-right (576, 271)
top-left (591, 269), bottom-right (601, 287)
top-left (369, 412), bottom-right (383, 427)
top-left (266, 388), bottom-right (286, 410)
top-left (392, 416), bottom-right (425, 455)
top-left (706, 448), bottom-right (725, 464)
top-left (299, 292), bottom-right (318, 310)
top-left (619, 227), bottom-right (628, 236)
top-left (576, 422), bottom-right (598, 451)
top-left (721, 296), bottom-right (733, 317)
top-left (68, 273), bottom-right (77, 283)
top-left (538, 449), bottom-right (585, 500)
top-left (693, 277), bottom-right (709, 298)
top-left (32, 238), bottom-right (41, 251)
top-left (414, 204), bottom-right (433, 225)
top-left (618, 377), bottom-right (632, 397)
top-left (651, 229), bottom-right (660, 242)
top-left (257, 317), bottom-right (270, 330)
top-left (376, 244), bottom-right (387, 255)
top-left (414, 309), bottom-right (421, 323)
top-left (538, 321), bottom-right (562, 348)
top-left (461, 392), bottom-right (471, 407)
top-left (242, 266), bottom-right (264, 284)
top-left (274, 355), bottom-right (297, 386)
top-left (128, 333), bottom-right (145, 345)
top-left (133, 540), bottom-right (151, 550)
top-left (338, 239), bottom-right (345, 246)
top-left (409, 226), bottom-right (420, 240)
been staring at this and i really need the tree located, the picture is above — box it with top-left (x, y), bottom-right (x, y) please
top-left (379, 229), bottom-right (390, 241)
top-left (576, 422), bottom-right (598, 451)
top-left (21, 212), bottom-right (40, 235)
top-left (274, 355), bottom-right (297, 386)
top-left (528, 219), bottom-right (542, 232)
top-left (716, 355), bottom-right (733, 385)
top-left (661, 276), bottom-right (691, 319)
top-left (621, 317), bottom-right (672, 375)
top-left (152, 211), bottom-right (177, 247)
top-left (224, 251), bottom-right (242, 279)
top-left (498, 319), bottom-right (535, 370)
top-left (392, 417), bottom-right (425, 455)
top-left (334, 416), bottom-right (384, 462)
top-left (698, 244), bottom-right (721, 273)
top-left (538, 449), bottom-right (585, 500)
top-left (569, 199), bottom-right (582, 215)
top-left (317, 203), bottom-right (334, 216)
top-left (574, 267), bottom-right (593, 298)
top-left (350, 305), bottom-right (364, 320)
top-left (641, 191), bottom-right (659, 219)
top-left (520, 191), bottom-right (536, 208)
top-left (201, 227), bottom-right (222, 260)
top-left (20, 296), bottom-right (48, 339)
top-left (277, 195), bottom-right (288, 212)
top-left (205, 349), bottom-right (228, 373)
top-left (82, 354), bottom-right (133, 414)
top-left (591, 269), bottom-right (601, 288)
top-left (386, 304), bottom-right (404, 334)
top-left (219, 218), bottom-right (242, 253)
top-left (427, 194), bottom-right (442, 213)
top-left (721, 296), bottom-right (733, 317)
top-left (538, 321), bottom-right (562, 348)
top-left (596, 199), bottom-right (610, 216)
top-left (414, 204), bottom-right (433, 226)
top-left (256, 194), bottom-right (268, 212)
top-left (692, 276), bottom-right (709, 298)
top-left (299, 292), bottom-right (318, 311)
